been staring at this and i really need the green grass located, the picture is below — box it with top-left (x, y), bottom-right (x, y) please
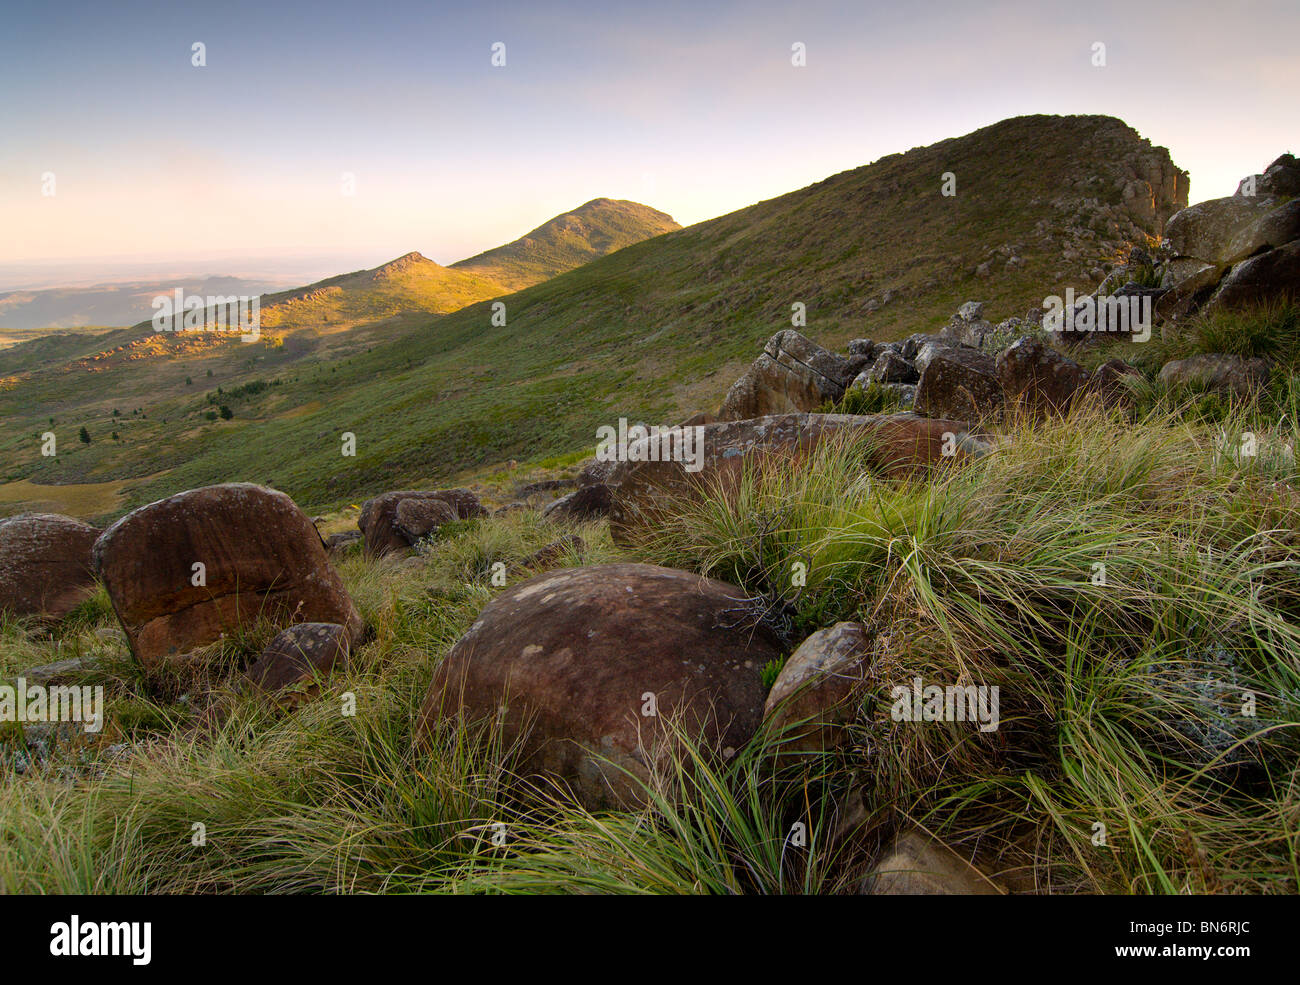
top-left (4, 396), bottom-right (1299, 894)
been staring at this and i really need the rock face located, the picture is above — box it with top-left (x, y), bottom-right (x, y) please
top-left (606, 413), bottom-right (990, 546)
top-left (0, 514), bottom-right (100, 621)
top-left (914, 348), bottom-right (1004, 421)
top-left (763, 622), bottom-right (872, 754)
top-left (1158, 353), bottom-right (1271, 398)
top-left (995, 337), bottom-right (1090, 414)
top-left (417, 563), bottom-right (781, 809)
top-left (1164, 195), bottom-right (1286, 265)
top-left (862, 830), bottom-right (1002, 895)
top-left (1206, 239), bottom-right (1300, 313)
top-left (358, 489), bottom-right (486, 558)
top-left (718, 330), bottom-right (851, 420)
top-left (243, 622), bottom-right (351, 701)
top-left (92, 483), bottom-right (363, 670)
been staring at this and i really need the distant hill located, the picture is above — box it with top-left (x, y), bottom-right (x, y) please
top-left (0, 276), bottom-right (293, 332)
top-left (451, 198), bottom-right (682, 290)
top-left (253, 252), bottom-right (508, 335)
top-left (0, 115), bottom-right (1185, 520)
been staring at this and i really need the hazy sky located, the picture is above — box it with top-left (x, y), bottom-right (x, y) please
top-left (1, 0), bottom-right (1296, 275)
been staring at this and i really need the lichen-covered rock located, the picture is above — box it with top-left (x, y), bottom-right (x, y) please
top-left (763, 622), bottom-right (872, 754)
top-left (243, 622), bottom-right (351, 702)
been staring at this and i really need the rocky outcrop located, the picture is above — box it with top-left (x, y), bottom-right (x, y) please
top-left (717, 330), bottom-right (852, 420)
top-left (1164, 195), bottom-right (1290, 266)
top-left (763, 622), bottom-right (872, 755)
top-left (1153, 154), bottom-right (1300, 323)
top-left (358, 489), bottom-right (486, 558)
top-left (606, 413), bottom-right (990, 546)
top-left (92, 483), bottom-right (363, 670)
top-left (417, 563), bottom-right (781, 809)
top-left (0, 514), bottom-right (100, 621)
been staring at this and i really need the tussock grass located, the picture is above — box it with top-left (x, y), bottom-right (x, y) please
top-left (631, 401), bottom-right (1300, 892)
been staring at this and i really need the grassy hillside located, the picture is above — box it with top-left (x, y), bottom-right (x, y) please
top-left (451, 198), bottom-right (682, 290)
top-left (0, 115), bottom-right (1183, 521)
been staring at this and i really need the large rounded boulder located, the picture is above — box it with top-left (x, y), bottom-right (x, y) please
top-left (418, 563), bottom-right (783, 809)
top-left (0, 513), bottom-right (100, 621)
top-left (92, 483), bottom-right (363, 669)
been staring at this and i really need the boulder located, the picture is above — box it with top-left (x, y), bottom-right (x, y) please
top-left (1086, 358), bottom-right (1145, 407)
top-left (542, 483), bottom-right (612, 521)
top-left (763, 622), bottom-right (872, 754)
top-left (717, 330), bottom-right (852, 420)
top-left (393, 498), bottom-right (456, 544)
top-left (243, 622), bottom-right (350, 701)
top-left (0, 514), bottom-right (100, 621)
top-left (1156, 259), bottom-right (1225, 324)
top-left (1164, 195), bottom-right (1284, 265)
top-left (358, 489), bottom-right (487, 558)
top-left (995, 337), bottom-right (1090, 414)
top-left (1205, 240), bottom-right (1300, 312)
top-left (865, 349), bottom-right (919, 385)
top-left (914, 348), bottom-right (1004, 421)
top-left (898, 333), bottom-right (947, 362)
top-left (607, 413), bottom-right (990, 546)
top-left (577, 458), bottom-right (616, 488)
top-left (861, 830), bottom-right (1002, 895)
top-left (92, 483), bottom-right (363, 670)
top-left (945, 302), bottom-right (995, 349)
top-left (325, 530), bottom-right (364, 555)
top-left (1236, 154), bottom-right (1300, 198)
top-left (1158, 353), bottom-right (1271, 399)
top-left (417, 563), bottom-right (782, 808)
top-left (519, 535), bottom-right (584, 571)
top-left (846, 338), bottom-right (878, 359)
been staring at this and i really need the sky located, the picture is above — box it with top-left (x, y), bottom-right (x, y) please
top-left (1, 0), bottom-right (1296, 284)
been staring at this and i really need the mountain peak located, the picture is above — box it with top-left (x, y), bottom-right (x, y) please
top-left (451, 198), bottom-right (681, 290)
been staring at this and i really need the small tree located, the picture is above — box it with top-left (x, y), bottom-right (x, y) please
top-left (219, 405), bottom-right (233, 420)
top-left (78, 426), bottom-right (90, 444)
